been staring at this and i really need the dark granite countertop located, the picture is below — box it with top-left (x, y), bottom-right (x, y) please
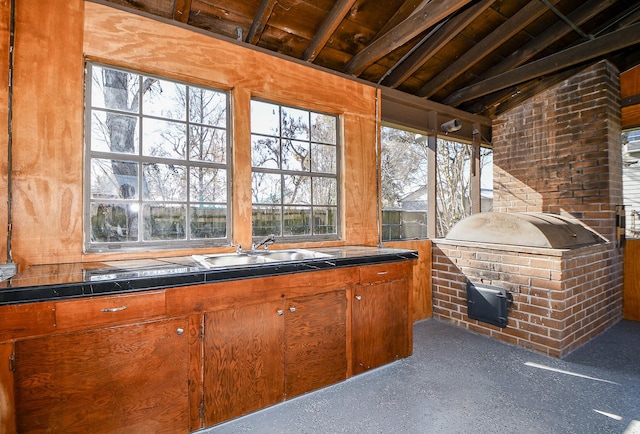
top-left (0, 246), bottom-right (418, 305)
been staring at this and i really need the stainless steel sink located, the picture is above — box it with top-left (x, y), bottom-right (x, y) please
top-left (192, 249), bottom-right (333, 269)
top-left (255, 249), bottom-right (333, 261)
top-left (191, 253), bottom-right (276, 269)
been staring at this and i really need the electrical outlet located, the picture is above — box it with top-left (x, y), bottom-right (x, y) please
top-left (0, 262), bottom-right (17, 281)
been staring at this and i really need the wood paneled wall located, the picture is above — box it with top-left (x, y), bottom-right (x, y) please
top-left (1, 1), bottom-right (433, 320)
top-left (385, 240), bottom-right (432, 321)
top-left (624, 239), bottom-right (640, 321)
top-left (4, 0), bottom-right (380, 266)
top-left (621, 64), bottom-right (640, 129)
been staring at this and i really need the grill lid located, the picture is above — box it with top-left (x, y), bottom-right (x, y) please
top-left (445, 212), bottom-right (606, 249)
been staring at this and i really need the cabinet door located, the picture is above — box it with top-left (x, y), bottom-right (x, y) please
top-left (352, 279), bottom-right (410, 374)
top-left (203, 300), bottom-right (285, 426)
top-left (14, 317), bottom-right (190, 434)
top-left (285, 289), bottom-right (347, 398)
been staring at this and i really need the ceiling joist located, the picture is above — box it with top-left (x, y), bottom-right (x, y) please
top-left (417, 0), bottom-right (563, 98)
top-left (447, 21), bottom-right (640, 106)
top-left (303, 0), bottom-right (357, 62)
top-left (343, 0), bottom-right (472, 76)
top-left (383, 0), bottom-right (496, 88)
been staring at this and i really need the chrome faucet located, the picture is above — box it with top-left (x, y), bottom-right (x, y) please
top-left (252, 234), bottom-right (276, 251)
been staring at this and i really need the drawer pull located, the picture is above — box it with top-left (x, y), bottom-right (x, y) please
top-left (355, 295), bottom-right (362, 301)
top-left (100, 305), bottom-right (128, 313)
top-left (377, 271), bottom-right (389, 275)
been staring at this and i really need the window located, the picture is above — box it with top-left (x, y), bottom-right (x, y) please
top-left (380, 126), bottom-right (429, 241)
top-left (436, 139), bottom-right (493, 238)
top-left (85, 63), bottom-right (230, 251)
top-left (250, 100), bottom-right (339, 240)
top-left (380, 124), bottom-right (493, 241)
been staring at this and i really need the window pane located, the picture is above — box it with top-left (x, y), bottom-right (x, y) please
top-left (252, 173), bottom-right (281, 204)
top-left (311, 143), bottom-right (336, 174)
top-left (313, 207), bottom-right (337, 234)
top-left (190, 167), bottom-right (227, 202)
top-left (283, 206), bottom-right (311, 236)
top-left (283, 175), bottom-right (310, 204)
top-left (91, 159), bottom-right (139, 200)
top-left (252, 206), bottom-right (281, 237)
top-left (142, 77), bottom-right (186, 120)
top-left (91, 111), bottom-right (139, 154)
top-left (250, 99), bottom-right (339, 240)
top-left (189, 126), bottom-right (226, 163)
top-left (143, 163), bottom-right (186, 201)
top-left (282, 140), bottom-right (309, 171)
top-left (189, 87), bottom-right (226, 127)
top-left (281, 107), bottom-right (309, 140)
top-left (87, 63), bottom-right (230, 250)
top-left (143, 118), bottom-right (187, 159)
top-left (90, 203), bottom-right (139, 242)
top-left (381, 126), bottom-right (429, 241)
top-left (313, 177), bottom-right (337, 205)
top-left (144, 204), bottom-right (186, 240)
top-left (251, 135), bottom-right (280, 169)
top-left (92, 66), bottom-right (139, 113)
top-left (251, 100), bottom-right (280, 136)
top-left (190, 206), bottom-right (227, 239)
top-left (436, 139), bottom-right (472, 238)
top-left (311, 112), bottom-right (336, 144)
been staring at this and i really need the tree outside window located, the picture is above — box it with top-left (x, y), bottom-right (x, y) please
top-left (86, 63), bottom-right (230, 251)
top-left (250, 100), bottom-right (339, 240)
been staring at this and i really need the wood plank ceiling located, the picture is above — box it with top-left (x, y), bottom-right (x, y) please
top-left (98, 0), bottom-right (640, 118)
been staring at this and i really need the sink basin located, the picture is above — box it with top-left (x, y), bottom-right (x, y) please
top-left (192, 253), bottom-right (276, 269)
top-left (192, 249), bottom-right (333, 269)
top-left (255, 249), bottom-right (333, 261)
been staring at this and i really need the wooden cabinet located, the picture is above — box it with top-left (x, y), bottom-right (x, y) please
top-left (2, 259), bottom-right (413, 433)
top-left (13, 317), bottom-right (191, 434)
top-left (284, 290), bottom-right (347, 398)
top-left (203, 289), bottom-right (347, 426)
top-left (352, 262), bottom-right (412, 375)
top-left (203, 300), bottom-right (285, 426)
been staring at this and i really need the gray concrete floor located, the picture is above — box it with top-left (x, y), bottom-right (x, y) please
top-left (200, 319), bottom-right (640, 434)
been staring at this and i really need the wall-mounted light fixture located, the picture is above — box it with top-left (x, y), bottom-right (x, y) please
top-left (441, 118), bottom-right (461, 133)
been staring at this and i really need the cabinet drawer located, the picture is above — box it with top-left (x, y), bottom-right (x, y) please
top-left (358, 262), bottom-right (411, 285)
top-left (0, 302), bottom-right (56, 341)
top-left (55, 291), bottom-right (166, 330)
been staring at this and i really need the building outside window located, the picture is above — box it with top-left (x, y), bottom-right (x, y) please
top-left (250, 100), bottom-right (339, 241)
top-left (622, 128), bottom-right (640, 238)
top-left (85, 63), bottom-right (230, 251)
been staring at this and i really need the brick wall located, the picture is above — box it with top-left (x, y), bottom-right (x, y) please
top-left (492, 61), bottom-right (622, 242)
top-left (432, 61), bottom-right (624, 357)
top-left (432, 240), bottom-right (622, 358)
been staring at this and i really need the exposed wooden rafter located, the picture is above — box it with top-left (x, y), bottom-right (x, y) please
top-left (343, 0), bottom-right (472, 76)
top-left (303, 0), bottom-right (357, 62)
top-left (443, 0), bottom-right (616, 107)
top-left (417, 0), bottom-right (563, 98)
top-left (172, 0), bottom-right (192, 24)
top-left (446, 21), bottom-right (640, 106)
top-left (382, 0), bottom-right (495, 88)
top-left (246, 0), bottom-right (278, 45)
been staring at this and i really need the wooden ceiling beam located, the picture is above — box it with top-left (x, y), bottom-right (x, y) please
top-left (383, 0), bottom-right (495, 88)
top-left (443, 0), bottom-right (615, 106)
top-left (445, 21), bottom-right (640, 107)
top-left (417, 0), bottom-right (562, 98)
top-left (343, 0), bottom-right (472, 76)
top-left (302, 0), bottom-right (357, 62)
top-left (246, 0), bottom-right (278, 45)
top-left (172, 0), bottom-right (192, 24)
